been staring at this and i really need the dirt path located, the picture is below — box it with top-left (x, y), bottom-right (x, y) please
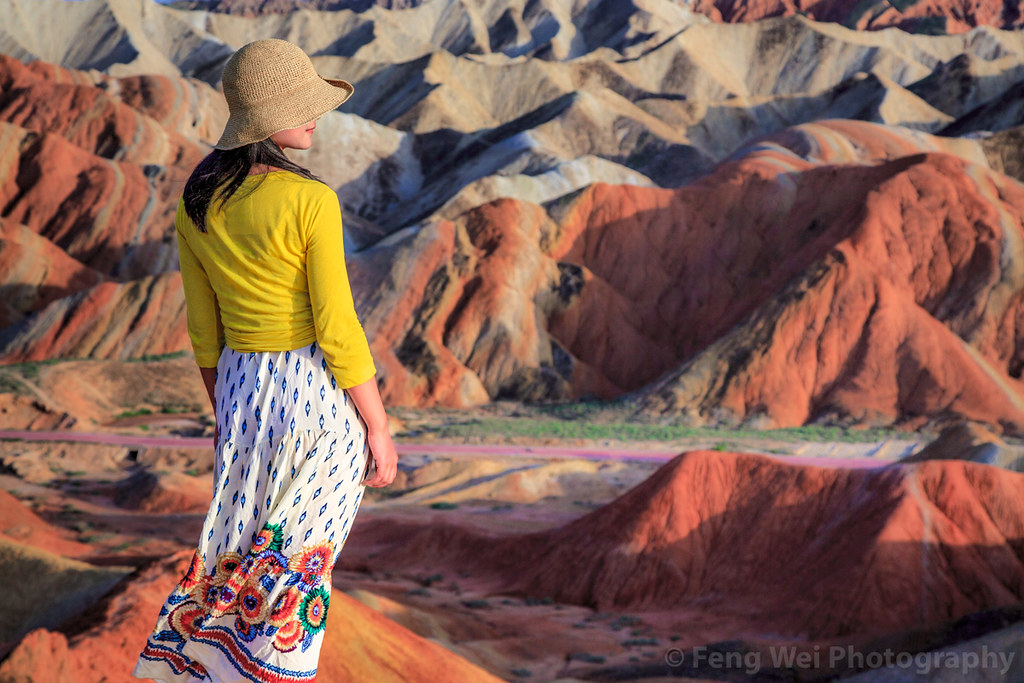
top-left (0, 430), bottom-right (892, 468)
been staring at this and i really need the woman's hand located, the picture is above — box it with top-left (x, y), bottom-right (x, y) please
top-left (363, 426), bottom-right (398, 488)
top-left (344, 374), bottom-right (397, 488)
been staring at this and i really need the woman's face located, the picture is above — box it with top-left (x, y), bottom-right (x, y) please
top-left (270, 118), bottom-right (319, 151)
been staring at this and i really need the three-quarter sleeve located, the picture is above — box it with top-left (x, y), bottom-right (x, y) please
top-left (176, 202), bottom-right (225, 367)
top-left (302, 187), bottom-right (377, 388)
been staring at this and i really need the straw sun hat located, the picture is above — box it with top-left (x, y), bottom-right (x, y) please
top-left (214, 38), bottom-right (354, 150)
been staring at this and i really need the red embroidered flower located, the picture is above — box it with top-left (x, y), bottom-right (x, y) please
top-left (236, 583), bottom-right (269, 623)
top-left (169, 602), bottom-right (207, 638)
top-left (254, 551), bottom-right (287, 579)
top-left (267, 587), bottom-right (302, 627)
top-left (273, 619), bottom-right (303, 652)
top-left (210, 584), bottom-right (238, 618)
top-left (212, 552), bottom-right (244, 586)
top-left (177, 550), bottom-right (205, 593)
top-left (288, 541), bottom-right (334, 587)
top-left (190, 576), bottom-right (219, 610)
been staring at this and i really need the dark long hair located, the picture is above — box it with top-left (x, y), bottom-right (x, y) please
top-left (183, 138), bottom-right (324, 232)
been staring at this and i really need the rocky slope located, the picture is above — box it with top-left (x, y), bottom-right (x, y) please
top-left (352, 450), bottom-right (1024, 643)
top-left (353, 120), bottom-right (1024, 431)
top-left (692, 0), bottom-right (1024, 33)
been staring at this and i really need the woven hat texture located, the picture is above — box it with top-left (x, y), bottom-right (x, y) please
top-left (214, 38), bottom-right (353, 150)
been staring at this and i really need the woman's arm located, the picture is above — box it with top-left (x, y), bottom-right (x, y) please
top-left (345, 375), bottom-right (398, 488)
top-left (199, 366), bottom-right (217, 413)
top-left (199, 365), bottom-right (218, 443)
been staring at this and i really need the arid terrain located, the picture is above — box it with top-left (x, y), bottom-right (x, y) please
top-left (3, 0), bottom-right (1024, 680)
top-left (2, 357), bottom-right (1024, 680)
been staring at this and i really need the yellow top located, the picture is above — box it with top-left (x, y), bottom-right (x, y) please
top-left (175, 170), bottom-right (376, 388)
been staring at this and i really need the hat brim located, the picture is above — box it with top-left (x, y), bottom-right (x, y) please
top-left (214, 75), bottom-right (354, 151)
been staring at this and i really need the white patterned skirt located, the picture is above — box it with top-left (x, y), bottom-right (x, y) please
top-left (133, 341), bottom-right (370, 682)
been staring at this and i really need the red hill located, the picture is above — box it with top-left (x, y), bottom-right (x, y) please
top-left (361, 451), bottom-right (1024, 641)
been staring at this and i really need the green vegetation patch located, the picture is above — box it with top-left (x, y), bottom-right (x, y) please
top-left (428, 417), bottom-right (899, 444)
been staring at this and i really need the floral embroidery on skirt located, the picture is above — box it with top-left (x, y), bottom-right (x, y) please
top-left (133, 342), bottom-right (369, 682)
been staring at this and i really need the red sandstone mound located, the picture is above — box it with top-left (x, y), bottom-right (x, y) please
top-left (0, 53), bottom-right (207, 365)
top-left (110, 468), bottom-right (211, 515)
top-left (691, 0), bottom-right (1024, 33)
top-left (0, 54), bottom-right (208, 168)
top-left (0, 273), bottom-right (188, 364)
top-left (0, 218), bottom-right (103, 329)
top-left (0, 550), bottom-right (498, 682)
top-left (0, 489), bottom-right (92, 559)
top-left (361, 451), bottom-right (1024, 642)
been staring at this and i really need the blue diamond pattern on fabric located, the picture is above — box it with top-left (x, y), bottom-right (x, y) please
top-left (190, 343), bottom-right (369, 644)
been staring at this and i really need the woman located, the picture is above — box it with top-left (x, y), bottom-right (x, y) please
top-left (133, 38), bottom-right (398, 682)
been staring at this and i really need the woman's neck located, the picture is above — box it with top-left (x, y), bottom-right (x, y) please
top-left (248, 164), bottom-right (284, 176)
